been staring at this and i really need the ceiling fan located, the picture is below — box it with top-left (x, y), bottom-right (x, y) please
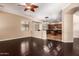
top-left (18, 3), bottom-right (38, 12)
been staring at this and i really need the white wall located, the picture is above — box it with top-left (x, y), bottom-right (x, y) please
top-left (73, 14), bottom-right (79, 38)
top-left (0, 12), bottom-right (31, 41)
top-left (62, 4), bottom-right (79, 43)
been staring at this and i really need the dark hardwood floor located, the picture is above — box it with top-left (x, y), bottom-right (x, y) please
top-left (0, 37), bottom-right (78, 56)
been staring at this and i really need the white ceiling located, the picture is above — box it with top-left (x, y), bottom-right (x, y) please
top-left (0, 3), bottom-right (70, 21)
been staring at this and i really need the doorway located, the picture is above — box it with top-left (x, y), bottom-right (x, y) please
top-left (45, 11), bottom-right (62, 42)
top-left (47, 23), bottom-right (62, 41)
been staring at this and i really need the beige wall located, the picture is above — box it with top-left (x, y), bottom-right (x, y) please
top-left (0, 12), bottom-right (31, 41)
top-left (0, 11), bottom-right (47, 41)
top-left (62, 13), bottom-right (73, 42)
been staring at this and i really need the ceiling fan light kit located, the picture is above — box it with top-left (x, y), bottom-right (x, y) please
top-left (19, 3), bottom-right (38, 12)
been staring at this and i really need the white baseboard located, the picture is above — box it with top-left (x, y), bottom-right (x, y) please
top-left (0, 36), bottom-right (29, 41)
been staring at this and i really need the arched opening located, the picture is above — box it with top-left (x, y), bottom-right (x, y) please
top-left (62, 4), bottom-right (79, 42)
top-left (62, 4), bottom-right (79, 55)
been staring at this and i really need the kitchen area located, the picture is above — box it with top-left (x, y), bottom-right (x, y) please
top-left (47, 22), bottom-right (62, 41)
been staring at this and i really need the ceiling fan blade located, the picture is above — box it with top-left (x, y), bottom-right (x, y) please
top-left (31, 8), bottom-right (35, 12)
top-left (24, 8), bottom-right (28, 11)
top-left (33, 5), bottom-right (38, 8)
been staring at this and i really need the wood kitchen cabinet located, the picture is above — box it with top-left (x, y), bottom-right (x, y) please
top-left (47, 23), bottom-right (62, 41)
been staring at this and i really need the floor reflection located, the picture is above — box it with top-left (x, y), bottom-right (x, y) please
top-left (21, 41), bottom-right (29, 56)
top-left (0, 38), bottom-right (63, 56)
top-left (43, 45), bottom-right (50, 53)
top-left (42, 40), bottom-right (63, 56)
